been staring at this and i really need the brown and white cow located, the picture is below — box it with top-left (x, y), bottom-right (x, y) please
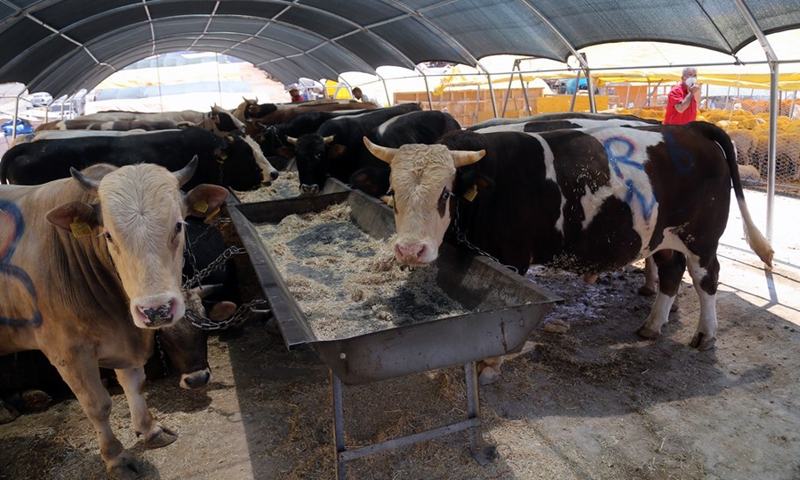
top-left (364, 122), bottom-right (773, 383)
top-left (35, 106), bottom-right (245, 137)
top-left (35, 110), bottom-right (208, 131)
top-left (0, 160), bottom-right (228, 478)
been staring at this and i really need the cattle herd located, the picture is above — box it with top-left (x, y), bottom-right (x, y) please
top-left (0, 97), bottom-right (775, 478)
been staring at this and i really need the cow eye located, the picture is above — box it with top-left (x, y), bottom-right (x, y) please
top-left (104, 232), bottom-right (113, 243)
top-left (386, 188), bottom-right (394, 196)
top-left (175, 222), bottom-right (183, 235)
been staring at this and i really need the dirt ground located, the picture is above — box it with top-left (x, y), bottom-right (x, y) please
top-left (1, 190), bottom-right (799, 480)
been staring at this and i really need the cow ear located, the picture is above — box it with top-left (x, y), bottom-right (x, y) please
top-left (209, 301), bottom-right (237, 321)
top-left (46, 201), bottom-right (102, 236)
top-left (455, 170), bottom-right (495, 201)
top-left (328, 144), bottom-right (347, 160)
top-left (184, 185), bottom-right (229, 218)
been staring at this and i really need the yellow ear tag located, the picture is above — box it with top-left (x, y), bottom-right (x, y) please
top-left (193, 200), bottom-right (209, 213)
top-left (463, 184), bottom-right (478, 202)
top-left (206, 207), bottom-right (221, 219)
top-left (70, 219), bottom-right (92, 238)
top-left (216, 153), bottom-right (228, 164)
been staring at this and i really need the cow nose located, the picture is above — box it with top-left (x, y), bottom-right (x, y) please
top-left (138, 299), bottom-right (176, 327)
top-left (270, 170), bottom-right (280, 180)
top-left (300, 184), bottom-right (319, 195)
top-left (180, 369), bottom-right (211, 390)
top-left (395, 243), bottom-right (426, 264)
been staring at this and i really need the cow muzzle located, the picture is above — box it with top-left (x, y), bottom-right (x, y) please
top-left (300, 183), bottom-right (319, 196)
top-left (394, 242), bottom-right (435, 266)
top-left (133, 295), bottom-right (183, 328)
top-left (180, 368), bottom-right (212, 390)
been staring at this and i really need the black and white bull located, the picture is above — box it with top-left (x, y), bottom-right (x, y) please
top-left (284, 103), bottom-right (425, 195)
top-left (473, 115), bottom-right (664, 294)
top-left (0, 127), bottom-right (278, 191)
top-left (0, 160), bottom-right (229, 477)
top-left (364, 122), bottom-right (773, 375)
top-left (467, 111), bottom-right (661, 131)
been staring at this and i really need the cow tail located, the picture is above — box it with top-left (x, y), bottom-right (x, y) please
top-left (693, 121), bottom-right (774, 268)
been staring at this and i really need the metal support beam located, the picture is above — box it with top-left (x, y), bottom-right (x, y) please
top-left (767, 64), bottom-right (778, 241)
top-left (331, 364), bottom-right (494, 478)
top-left (731, 0), bottom-right (779, 241)
top-left (583, 54), bottom-right (597, 113)
top-left (569, 69), bottom-right (582, 112)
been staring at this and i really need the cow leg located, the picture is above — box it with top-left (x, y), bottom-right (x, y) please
top-left (49, 352), bottom-right (140, 480)
top-left (638, 256), bottom-right (659, 296)
top-left (686, 255), bottom-right (720, 351)
top-left (115, 367), bottom-right (178, 448)
top-left (637, 250), bottom-right (685, 339)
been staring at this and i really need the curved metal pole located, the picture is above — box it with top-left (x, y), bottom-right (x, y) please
top-left (731, 0), bottom-right (778, 241)
top-left (766, 63), bottom-right (778, 241)
top-left (515, 1), bottom-right (594, 113)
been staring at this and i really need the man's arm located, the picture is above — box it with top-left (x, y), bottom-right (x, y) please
top-left (674, 86), bottom-right (700, 113)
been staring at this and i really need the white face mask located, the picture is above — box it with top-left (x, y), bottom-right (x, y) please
top-left (685, 76), bottom-right (697, 87)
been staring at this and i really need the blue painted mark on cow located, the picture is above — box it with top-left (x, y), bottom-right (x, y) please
top-left (663, 131), bottom-right (694, 175)
top-left (603, 137), bottom-right (656, 220)
top-left (0, 200), bottom-right (42, 327)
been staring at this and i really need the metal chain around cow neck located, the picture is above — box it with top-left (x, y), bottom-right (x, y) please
top-left (183, 298), bottom-right (270, 330)
top-left (449, 197), bottom-right (519, 274)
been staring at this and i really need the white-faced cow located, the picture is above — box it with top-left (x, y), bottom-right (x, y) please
top-left (0, 160), bottom-right (229, 478)
top-left (0, 127), bottom-right (279, 191)
top-left (346, 109), bottom-right (463, 199)
top-left (364, 122), bottom-right (773, 382)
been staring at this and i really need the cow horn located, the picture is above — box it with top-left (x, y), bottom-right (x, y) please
top-left (174, 156), bottom-right (199, 186)
top-left (452, 149), bottom-right (486, 168)
top-left (71, 167), bottom-right (101, 194)
top-left (196, 284), bottom-right (224, 299)
top-left (286, 136), bottom-right (298, 145)
top-left (323, 135), bottom-right (335, 144)
top-left (363, 137), bottom-right (397, 164)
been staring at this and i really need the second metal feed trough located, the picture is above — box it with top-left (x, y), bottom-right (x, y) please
top-left (228, 179), bottom-right (562, 477)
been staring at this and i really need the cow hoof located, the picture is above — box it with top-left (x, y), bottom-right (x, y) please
top-left (143, 425), bottom-right (178, 449)
top-left (0, 402), bottom-right (19, 424)
top-left (21, 389), bottom-right (52, 412)
top-left (583, 274), bottom-right (598, 284)
top-left (107, 452), bottom-right (141, 480)
top-left (636, 325), bottom-right (660, 339)
top-left (637, 285), bottom-right (657, 296)
top-left (690, 333), bottom-right (716, 351)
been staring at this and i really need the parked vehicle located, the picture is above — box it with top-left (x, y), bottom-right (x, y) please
top-left (26, 92), bottom-right (52, 107)
top-left (2, 118), bottom-right (35, 136)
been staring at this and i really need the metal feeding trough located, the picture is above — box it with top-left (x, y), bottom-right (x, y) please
top-left (228, 179), bottom-right (562, 478)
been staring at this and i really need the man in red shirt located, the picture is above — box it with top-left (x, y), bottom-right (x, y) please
top-left (289, 87), bottom-right (304, 103)
top-left (664, 67), bottom-right (701, 125)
